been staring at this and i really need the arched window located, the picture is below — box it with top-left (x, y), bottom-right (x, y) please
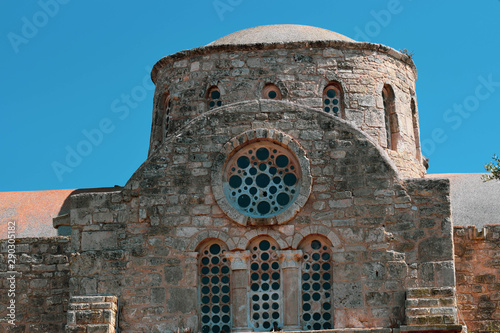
top-left (161, 92), bottom-right (171, 139)
top-left (299, 236), bottom-right (333, 330)
top-left (248, 237), bottom-right (282, 331)
top-left (322, 83), bottom-right (343, 118)
top-left (411, 99), bottom-right (421, 160)
top-left (262, 84), bottom-right (282, 100)
top-left (198, 241), bottom-right (232, 333)
top-left (207, 86), bottom-right (222, 111)
top-left (382, 85), bottom-right (398, 150)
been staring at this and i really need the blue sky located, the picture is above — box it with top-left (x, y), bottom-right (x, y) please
top-left (1, 0), bottom-right (499, 192)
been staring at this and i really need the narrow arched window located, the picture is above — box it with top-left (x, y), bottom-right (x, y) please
top-left (262, 84), bottom-right (282, 100)
top-left (199, 241), bottom-right (232, 333)
top-left (248, 237), bottom-right (282, 331)
top-left (299, 236), bottom-right (333, 330)
top-left (383, 85), bottom-right (398, 150)
top-left (207, 86), bottom-right (222, 111)
top-left (411, 99), bottom-right (421, 160)
top-left (323, 83), bottom-right (343, 118)
top-left (161, 92), bottom-right (171, 139)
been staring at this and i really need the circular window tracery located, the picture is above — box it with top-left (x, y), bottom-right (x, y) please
top-left (223, 141), bottom-right (301, 219)
top-left (212, 129), bottom-right (312, 226)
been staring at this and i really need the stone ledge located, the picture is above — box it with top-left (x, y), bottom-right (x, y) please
top-left (407, 287), bottom-right (455, 299)
top-left (70, 296), bottom-right (117, 303)
top-left (268, 329), bottom-right (392, 333)
top-left (400, 325), bottom-right (462, 333)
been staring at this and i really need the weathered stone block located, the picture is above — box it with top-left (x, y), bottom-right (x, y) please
top-left (151, 287), bottom-right (166, 304)
top-left (366, 292), bottom-right (391, 306)
top-left (81, 231), bottom-right (117, 251)
top-left (164, 265), bottom-right (183, 284)
top-left (333, 282), bottom-right (362, 308)
top-left (166, 287), bottom-right (196, 313)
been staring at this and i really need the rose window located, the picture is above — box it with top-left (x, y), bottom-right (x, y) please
top-left (223, 141), bottom-right (301, 218)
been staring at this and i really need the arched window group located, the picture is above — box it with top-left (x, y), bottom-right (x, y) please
top-left (197, 235), bottom-right (334, 332)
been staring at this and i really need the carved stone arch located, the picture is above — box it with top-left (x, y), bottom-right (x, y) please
top-left (196, 237), bottom-right (229, 252)
top-left (243, 231), bottom-right (288, 250)
top-left (292, 229), bottom-right (342, 249)
top-left (297, 233), bottom-right (334, 250)
top-left (129, 100), bottom-right (402, 191)
top-left (188, 230), bottom-right (231, 251)
top-left (257, 80), bottom-right (288, 99)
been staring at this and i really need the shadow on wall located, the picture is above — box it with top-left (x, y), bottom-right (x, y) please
top-left (0, 186), bottom-right (123, 239)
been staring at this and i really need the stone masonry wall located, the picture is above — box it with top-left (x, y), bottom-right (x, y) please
top-left (0, 237), bottom-right (71, 332)
top-left (68, 100), bottom-right (454, 332)
top-left (149, 41), bottom-right (425, 178)
top-left (454, 225), bottom-right (500, 332)
top-left (403, 178), bottom-right (456, 288)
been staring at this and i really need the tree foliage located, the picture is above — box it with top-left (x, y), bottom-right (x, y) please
top-left (482, 155), bottom-right (500, 182)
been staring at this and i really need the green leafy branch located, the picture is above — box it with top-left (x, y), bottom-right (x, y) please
top-left (482, 154), bottom-right (500, 182)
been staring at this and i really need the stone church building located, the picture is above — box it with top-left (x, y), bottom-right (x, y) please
top-left (1, 25), bottom-right (500, 333)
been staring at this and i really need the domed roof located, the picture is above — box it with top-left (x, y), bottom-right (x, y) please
top-left (207, 24), bottom-right (355, 46)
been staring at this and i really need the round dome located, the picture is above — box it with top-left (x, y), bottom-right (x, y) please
top-left (207, 24), bottom-right (355, 46)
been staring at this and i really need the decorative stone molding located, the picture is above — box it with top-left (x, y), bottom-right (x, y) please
top-left (277, 250), bottom-right (303, 269)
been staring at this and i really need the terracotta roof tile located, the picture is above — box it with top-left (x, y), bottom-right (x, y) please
top-left (0, 187), bottom-right (122, 239)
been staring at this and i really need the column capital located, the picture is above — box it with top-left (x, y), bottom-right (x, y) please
top-left (225, 250), bottom-right (251, 270)
top-left (277, 249), bottom-right (303, 269)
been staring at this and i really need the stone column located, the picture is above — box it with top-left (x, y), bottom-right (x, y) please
top-left (278, 250), bottom-right (303, 331)
top-left (226, 251), bottom-right (251, 333)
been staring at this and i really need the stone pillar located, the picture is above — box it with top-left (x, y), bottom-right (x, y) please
top-left (226, 251), bottom-right (251, 333)
top-left (278, 250), bottom-right (303, 331)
